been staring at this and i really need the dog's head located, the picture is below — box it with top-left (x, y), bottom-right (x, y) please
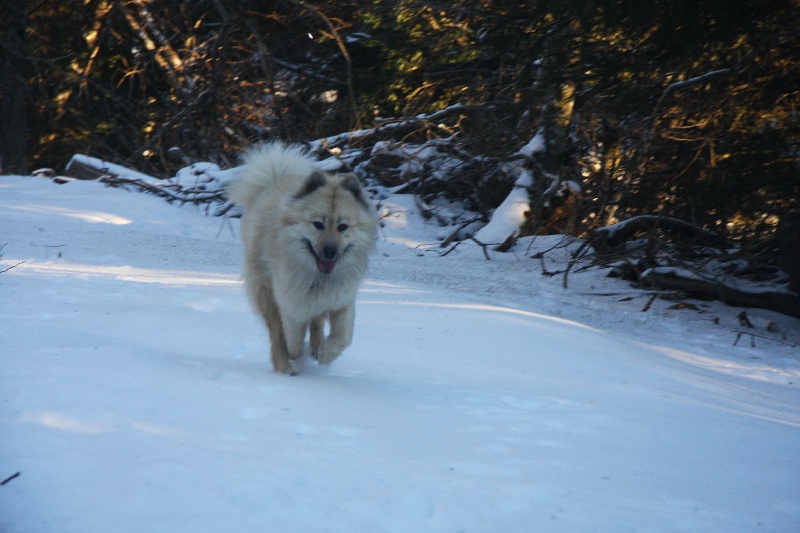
top-left (289, 171), bottom-right (376, 275)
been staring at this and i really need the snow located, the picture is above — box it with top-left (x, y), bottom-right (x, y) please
top-left (2, 174), bottom-right (800, 532)
top-left (473, 170), bottom-right (532, 244)
top-left (171, 162), bottom-right (237, 189)
top-left (67, 154), bottom-right (163, 184)
top-left (517, 128), bottom-right (545, 159)
top-left (472, 129), bottom-right (547, 243)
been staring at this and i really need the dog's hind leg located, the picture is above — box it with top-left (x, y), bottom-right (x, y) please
top-left (317, 304), bottom-right (354, 365)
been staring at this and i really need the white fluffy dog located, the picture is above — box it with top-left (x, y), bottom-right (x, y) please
top-left (226, 142), bottom-right (377, 374)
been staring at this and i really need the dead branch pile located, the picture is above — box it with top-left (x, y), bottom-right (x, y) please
top-left (570, 216), bottom-right (800, 318)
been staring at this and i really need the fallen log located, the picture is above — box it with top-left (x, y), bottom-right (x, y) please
top-left (587, 215), bottom-right (727, 252)
top-left (63, 158), bottom-right (113, 180)
top-left (63, 154), bottom-right (228, 209)
top-left (641, 268), bottom-right (800, 318)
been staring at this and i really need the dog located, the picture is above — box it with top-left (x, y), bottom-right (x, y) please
top-left (226, 142), bottom-right (377, 374)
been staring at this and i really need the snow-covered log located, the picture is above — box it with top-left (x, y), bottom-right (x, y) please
top-left (473, 169), bottom-right (532, 245)
top-left (570, 215), bottom-right (800, 318)
top-left (64, 154), bottom-right (235, 213)
top-left (63, 157), bottom-right (115, 181)
top-left (586, 215), bottom-right (728, 252)
top-left (641, 267), bottom-right (800, 318)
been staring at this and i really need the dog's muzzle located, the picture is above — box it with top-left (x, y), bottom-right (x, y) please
top-left (306, 239), bottom-right (337, 274)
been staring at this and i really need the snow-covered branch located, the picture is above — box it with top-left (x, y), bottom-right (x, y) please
top-left (567, 215), bottom-right (799, 318)
top-left (586, 215), bottom-right (728, 251)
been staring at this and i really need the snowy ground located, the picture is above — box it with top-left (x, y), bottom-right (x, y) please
top-left (1, 175), bottom-right (799, 532)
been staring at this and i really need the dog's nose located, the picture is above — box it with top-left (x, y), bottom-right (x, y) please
top-left (321, 244), bottom-right (338, 259)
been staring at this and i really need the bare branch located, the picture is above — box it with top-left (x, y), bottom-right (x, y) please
top-left (285, 0), bottom-right (361, 131)
top-left (0, 261), bottom-right (24, 274)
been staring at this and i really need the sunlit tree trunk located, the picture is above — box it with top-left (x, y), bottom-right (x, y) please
top-left (526, 20), bottom-right (578, 234)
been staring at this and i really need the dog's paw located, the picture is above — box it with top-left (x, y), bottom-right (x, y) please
top-left (273, 359), bottom-right (298, 375)
top-left (316, 344), bottom-right (343, 365)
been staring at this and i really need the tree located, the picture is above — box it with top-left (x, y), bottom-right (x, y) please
top-left (3, 0), bottom-right (797, 296)
top-left (0, 0), bottom-right (29, 174)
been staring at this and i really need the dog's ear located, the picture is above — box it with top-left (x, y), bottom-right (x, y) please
top-left (295, 171), bottom-right (327, 199)
top-left (341, 173), bottom-right (369, 206)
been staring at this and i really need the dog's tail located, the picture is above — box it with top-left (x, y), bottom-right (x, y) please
top-left (225, 141), bottom-right (315, 210)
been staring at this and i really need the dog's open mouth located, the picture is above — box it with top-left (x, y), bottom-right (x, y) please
top-left (316, 258), bottom-right (336, 274)
top-left (305, 239), bottom-right (337, 274)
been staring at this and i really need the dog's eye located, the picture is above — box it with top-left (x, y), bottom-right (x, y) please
top-left (337, 223), bottom-right (349, 232)
top-left (313, 221), bottom-right (325, 230)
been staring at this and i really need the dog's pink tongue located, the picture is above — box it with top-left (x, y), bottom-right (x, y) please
top-left (317, 258), bottom-right (336, 274)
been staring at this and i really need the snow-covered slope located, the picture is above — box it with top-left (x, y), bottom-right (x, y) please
top-left (1, 175), bottom-right (799, 532)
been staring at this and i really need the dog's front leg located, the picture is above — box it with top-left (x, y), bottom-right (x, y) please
top-left (309, 315), bottom-right (325, 357)
top-left (252, 281), bottom-right (295, 375)
top-left (282, 316), bottom-right (308, 361)
top-left (317, 305), bottom-right (354, 365)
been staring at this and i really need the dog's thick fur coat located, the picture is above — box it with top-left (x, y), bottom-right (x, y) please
top-left (226, 142), bottom-right (377, 374)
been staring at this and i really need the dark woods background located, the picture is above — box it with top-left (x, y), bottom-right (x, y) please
top-left (2, 0), bottom-right (798, 289)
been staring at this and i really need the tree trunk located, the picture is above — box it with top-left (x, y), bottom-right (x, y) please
top-left (1, 0), bottom-right (29, 174)
top-left (526, 20), bottom-right (577, 234)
